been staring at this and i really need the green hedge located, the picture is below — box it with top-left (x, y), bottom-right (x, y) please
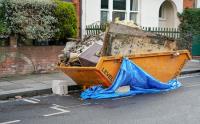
top-left (0, 0), bottom-right (9, 35)
top-left (4, 0), bottom-right (57, 40)
top-left (54, 0), bottom-right (77, 40)
top-left (178, 8), bottom-right (200, 50)
top-left (0, 0), bottom-right (78, 42)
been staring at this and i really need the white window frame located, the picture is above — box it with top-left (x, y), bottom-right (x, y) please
top-left (100, 0), bottom-right (139, 23)
top-left (129, 0), bottom-right (139, 22)
top-left (112, 10), bottom-right (127, 21)
top-left (100, 0), bottom-right (109, 23)
top-left (100, 10), bottom-right (109, 23)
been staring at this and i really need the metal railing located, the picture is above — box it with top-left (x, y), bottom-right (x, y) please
top-left (142, 27), bottom-right (180, 39)
top-left (85, 24), bottom-right (180, 39)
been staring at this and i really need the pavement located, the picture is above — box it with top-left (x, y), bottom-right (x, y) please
top-left (182, 60), bottom-right (200, 74)
top-left (0, 59), bottom-right (200, 100)
top-left (0, 73), bottom-right (76, 100)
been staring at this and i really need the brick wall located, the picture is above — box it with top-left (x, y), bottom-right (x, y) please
top-left (184, 0), bottom-right (195, 8)
top-left (0, 46), bottom-right (64, 77)
top-left (72, 0), bottom-right (81, 37)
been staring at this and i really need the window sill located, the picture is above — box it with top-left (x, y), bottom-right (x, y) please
top-left (159, 18), bottom-right (166, 21)
top-left (101, 9), bottom-right (109, 11)
top-left (113, 10), bottom-right (126, 12)
top-left (130, 11), bottom-right (139, 13)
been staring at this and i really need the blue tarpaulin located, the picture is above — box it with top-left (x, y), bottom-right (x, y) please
top-left (81, 58), bottom-right (181, 99)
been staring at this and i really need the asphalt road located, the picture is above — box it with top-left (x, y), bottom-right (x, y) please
top-left (0, 73), bottom-right (200, 124)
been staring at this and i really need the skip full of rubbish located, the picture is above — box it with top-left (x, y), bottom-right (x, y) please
top-left (57, 20), bottom-right (191, 99)
top-left (58, 20), bottom-right (177, 67)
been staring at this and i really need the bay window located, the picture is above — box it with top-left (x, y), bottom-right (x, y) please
top-left (101, 0), bottom-right (109, 23)
top-left (130, 0), bottom-right (138, 22)
top-left (101, 11), bottom-right (109, 23)
top-left (113, 0), bottom-right (126, 21)
top-left (113, 0), bottom-right (126, 10)
top-left (100, 0), bottom-right (139, 23)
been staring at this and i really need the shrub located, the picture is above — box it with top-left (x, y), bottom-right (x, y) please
top-left (54, 0), bottom-right (77, 40)
top-left (0, 0), bottom-right (9, 35)
top-left (4, 0), bottom-right (58, 40)
top-left (178, 8), bottom-right (200, 51)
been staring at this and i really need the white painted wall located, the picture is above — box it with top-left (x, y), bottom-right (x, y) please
top-left (140, 0), bottom-right (183, 28)
top-left (197, 0), bottom-right (200, 8)
top-left (82, 0), bottom-right (101, 37)
top-left (172, 0), bottom-right (183, 27)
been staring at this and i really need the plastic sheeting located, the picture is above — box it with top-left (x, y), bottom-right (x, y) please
top-left (81, 58), bottom-right (181, 99)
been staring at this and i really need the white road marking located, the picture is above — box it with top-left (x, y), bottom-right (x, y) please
top-left (43, 105), bottom-right (70, 117)
top-left (52, 103), bottom-right (91, 109)
top-left (29, 98), bottom-right (40, 102)
top-left (0, 120), bottom-right (21, 124)
top-left (52, 104), bottom-right (66, 108)
top-left (22, 99), bottom-right (38, 104)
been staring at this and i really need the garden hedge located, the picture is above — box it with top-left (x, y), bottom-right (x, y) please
top-left (54, 0), bottom-right (77, 40)
top-left (4, 0), bottom-right (57, 40)
top-left (178, 8), bottom-right (200, 51)
top-left (0, 0), bottom-right (77, 42)
top-left (0, 0), bottom-right (9, 35)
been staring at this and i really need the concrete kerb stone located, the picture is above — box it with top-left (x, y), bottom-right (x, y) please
top-left (181, 69), bottom-right (200, 75)
top-left (0, 84), bottom-right (82, 100)
top-left (0, 88), bottom-right (52, 100)
top-left (0, 77), bottom-right (79, 100)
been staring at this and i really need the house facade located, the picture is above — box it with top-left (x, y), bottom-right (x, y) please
top-left (81, 0), bottom-right (184, 36)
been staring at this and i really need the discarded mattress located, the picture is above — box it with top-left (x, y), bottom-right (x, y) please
top-left (81, 58), bottom-right (181, 99)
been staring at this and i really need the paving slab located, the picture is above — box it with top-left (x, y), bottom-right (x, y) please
top-left (1, 76), bottom-right (29, 81)
top-left (24, 83), bottom-right (49, 88)
top-left (10, 79), bottom-right (37, 84)
top-left (182, 60), bottom-right (200, 74)
top-left (0, 81), bottom-right (14, 86)
top-left (0, 87), bottom-right (51, 100)
top-left (27, 76), bottom-right (53, 82)
top-left (46, 73), bottom-right (74, 82)
top-left (0, 84), bottom-right (30, 91)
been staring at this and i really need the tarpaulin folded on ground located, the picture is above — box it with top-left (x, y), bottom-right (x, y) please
top-left (81, 58), bottom-right (181, 99)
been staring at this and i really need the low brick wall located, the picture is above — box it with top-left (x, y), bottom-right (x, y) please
top-left (0, 46), bottom-right (64, 77)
